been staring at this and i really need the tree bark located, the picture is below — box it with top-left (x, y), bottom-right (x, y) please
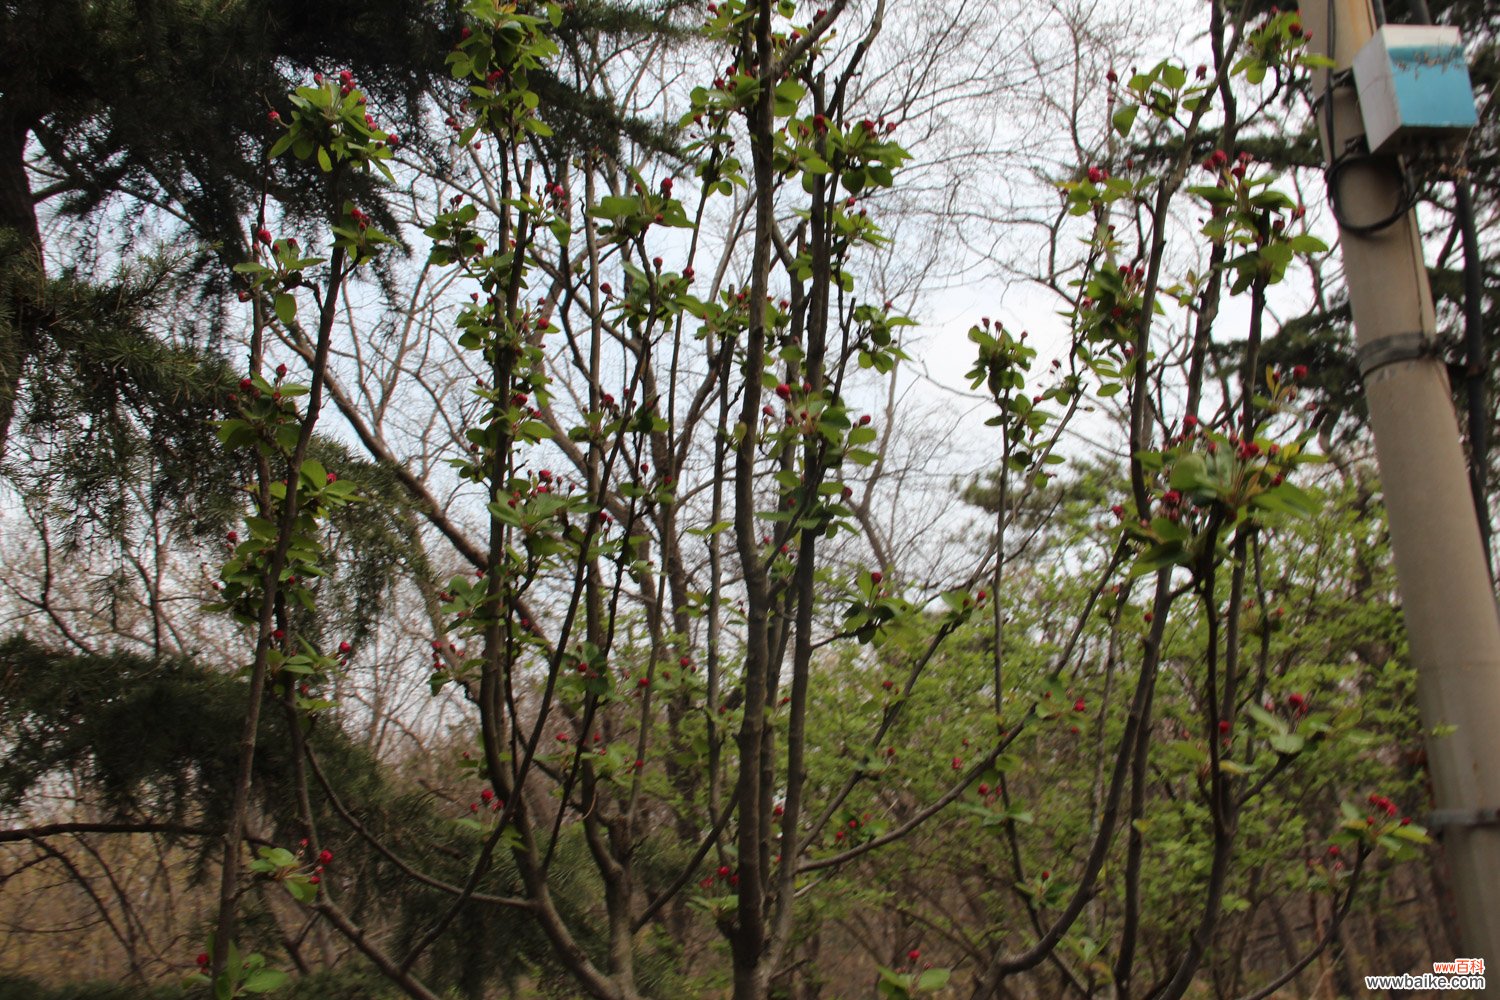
top-left (0, 99), bottom-right (42, 463)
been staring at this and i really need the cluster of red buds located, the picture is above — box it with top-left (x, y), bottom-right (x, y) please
top-left (699, 864), bottom-right (740, 890)
top-left (1367, 793), bottom-right (1406, 821)
top-left (468, 788), bottom-right (505, 813)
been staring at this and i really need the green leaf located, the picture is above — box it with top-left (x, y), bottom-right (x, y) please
top-left (1169, 454), bottom-right (1214, 492)
top-left (1268, 731), bottom-right (1305, 755)
top-left (1112, 105), bottom-right (1139, 137)
top-left (242, 967), bottom-right (289, 993)
top-left (1391, 824), bottom-right (1432, 844)
top-left (1246, 703), bottom-right (1287, 735)
top-left (316, 146), bottom-right (333, 172)
top-left (916, 968), bottom-right (951, 991)
top-left (285, 878), bottom-right (318, 904)
top-left (273, 293), bottom-right (296, 325)
top-left (1288, 234), bottom-right (1328, 254)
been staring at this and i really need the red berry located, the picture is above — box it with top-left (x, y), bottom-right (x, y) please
top-left (197, 953), bottom-right (209, 967)
top-left (1218, 719), bottom-right (1231, 734)
top-left (1073, 698), bottom-right (1086, 712)
top-left (907, 949), bottom-right (921, 962)
top-left (318, 849), bottom-right (333, 864)
top-left (1292, 364), bottom-right (1308, 380)
top-left (256, 227), bottom-right (272, 245)
top-left (338, 641), bottom-right (352, 654)
top-left (870, 570), bottom-right (882, 584)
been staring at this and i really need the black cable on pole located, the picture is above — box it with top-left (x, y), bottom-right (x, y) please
top-left (1322, 0), bottom-right (1492, 576)
top-left (1320, 0), bottom-right (1419, 236)
top-left (1455, 179), bottom-right (1493, 578)
top-left (1403, 0), bottom-right (1494, 579)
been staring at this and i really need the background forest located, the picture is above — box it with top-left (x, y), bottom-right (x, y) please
top-left (0, 0), bottom-right (1496, 997)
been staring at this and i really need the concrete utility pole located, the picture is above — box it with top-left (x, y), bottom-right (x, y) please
top-left (1303, 0), bottom-right (1500, 969)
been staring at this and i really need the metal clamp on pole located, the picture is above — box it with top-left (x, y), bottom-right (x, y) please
top-left (1356, 332), bottom-right (1441, 379)
top-left (1426, 807), bottom-right (1500, 832)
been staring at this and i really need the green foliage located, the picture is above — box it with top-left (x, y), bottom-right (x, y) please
top-left (10, 262), bottom-right (243, 540)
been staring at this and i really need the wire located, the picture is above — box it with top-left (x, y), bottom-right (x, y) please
top-left (1322, 0), bottom-right (1492, 574)
top-left (1319, 0), bottom-right (1419, 236)
top-left (1326, 150), bottom-right (1421, 235)
top-left (1401, 0), bottom-right (1494, 576)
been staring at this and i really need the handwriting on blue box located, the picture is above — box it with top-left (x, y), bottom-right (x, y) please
top-left (1352, 25), bottom-right (1478, 155)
